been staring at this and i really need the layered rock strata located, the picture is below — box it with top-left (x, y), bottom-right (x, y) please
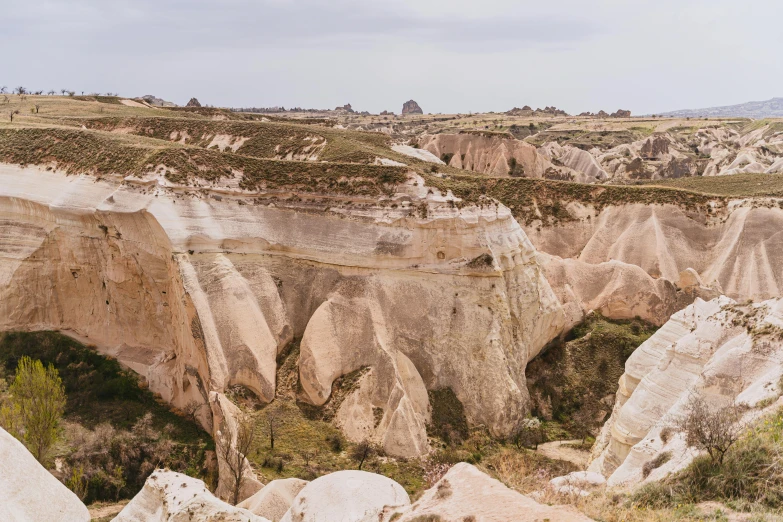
top-left (589, 297), bottom-right (783, 486)
top-left (0, 164), bottom-right (564, 467)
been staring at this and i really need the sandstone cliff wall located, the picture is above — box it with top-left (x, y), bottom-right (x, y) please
top-left (0, 164), bottom-right (564, 463)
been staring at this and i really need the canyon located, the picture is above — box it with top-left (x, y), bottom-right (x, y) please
top-left (1, 95), bottom-right (783, 520)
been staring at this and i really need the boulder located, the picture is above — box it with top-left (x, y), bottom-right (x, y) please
top-left (280, 470), bottom-right (409, 522)
top-left (239, 478), bottom-right (308, 521)
top-left (401, 100), bottom-right (423, 115)
top-left (0, 427), bottom-right (90, 522)
top-left (549, 471), bottom-right (607, 497)
top-left (112, 469), bottom-right (269, 522)
top-left (386, 462), bottom-right (593, 521)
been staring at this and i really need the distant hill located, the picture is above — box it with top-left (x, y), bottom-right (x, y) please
top-left (656, 97), bottom-right (783, 118)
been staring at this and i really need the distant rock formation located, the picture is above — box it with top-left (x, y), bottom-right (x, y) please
top-left (186, 97), bottom-right (202, 107)
top-left (401, 100), bottom-right (423, 115)
top-left (140, 94), bottom-right (177, 107)
top-left (380, 110), bottom-right (394, 116)
top-left (335, 104), bottom-right (354, 113)
top-left (506, 106), bottom-right (568, 117)
top-left (577, 109), bottom-right (631, 118)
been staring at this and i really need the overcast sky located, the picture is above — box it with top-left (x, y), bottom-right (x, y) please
top-left (3, 0), bottom-right (781, 115)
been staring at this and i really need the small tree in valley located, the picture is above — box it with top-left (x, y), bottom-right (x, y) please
top-left (0, 356), bottom-right (66, 463)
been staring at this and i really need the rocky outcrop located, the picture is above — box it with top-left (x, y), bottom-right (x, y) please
top-left (186, 97), bottom-right (202, 107)
top-left (386, 463), bottom-right (593, 521)
top-left (589, 297), bottom-right (783, 487)
top-left (0, 427), bottom-right (90, 522)
top-left (0, 163), bottom-right (564, 465)
top-left (419, 132), bottom-right (583, 180)
top-left (112, 469), bottom-right (268, 521)
top-left (239, 478), bottom-right (308, 522)
top-left (611, 109), bottom-right (632, 118)
top-left (401, 100), bottom-right (423, 115)
top-left (281, 471), bottom-right (409, 522)
top-left (525, 201), bottom-right (783, 325)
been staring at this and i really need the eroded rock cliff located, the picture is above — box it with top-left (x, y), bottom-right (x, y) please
top-left (0, 163), bottom-right (564, 466)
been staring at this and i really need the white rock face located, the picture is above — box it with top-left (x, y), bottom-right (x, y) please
top-left (112, 469), bottom-right (269, 522)
top-left (280, 470), bottom-right (410, 522)
top-left (386, 462), bottom-right (593, 521)
top-left (549, 471), bottom-right (607, 497)
top-left (0, 427), bottom-right (90, 522)
top-left (589, 297), bottom-right (783, 487)
top-left (391, 144), bottom-right (444, 164)
top-left (526, 201), bottom-right (783, 325)
top-left (0, 164), bottom-right (565, 461)
top-left (238, 478), bottom-right (308, 522)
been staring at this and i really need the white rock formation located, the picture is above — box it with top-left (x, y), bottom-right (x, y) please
top-left (0, 427), bottom-right (90, 522)
top-left (386, 462), bottom-right (593, 521)
top-left (280, 470), bottom-right (410, 522)
top-left (526, 201), bottom-right (783, 325)
top-left (0, 164), bottom-right (563, 469)
top-left (391, 144), bottom-right (445, 164)
top-left (419, 133), bottom-right (565, 179)
top-left (589, 296), bottom-right (783, 487)
top-left (548, 471), bottom-right (607, 497)
top-left (112, 469), bottom-right (269, 522)
top-left (238, 478), bottom-right (308, 522)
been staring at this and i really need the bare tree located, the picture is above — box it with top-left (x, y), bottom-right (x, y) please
top-left (47, 90), bottom-right (56, 96)
top-left (264, 409), bottom-right (282, 450)
top-left (676, 395), bottom-right (745, 465)
top-left (0, 86), bottom-right (7, 94)
top-left (14, 86), bottom-right (26, 95)
top-left (33, 104), bottom-right (40, 114)
top-left (60, 89), bottom-right (68, 95)
top-left (571, 396), bottom-right (602, 444)
top-left (350, 439), bottom-right (375, 470)
top-left (217, 412), bottom-right (257, 505)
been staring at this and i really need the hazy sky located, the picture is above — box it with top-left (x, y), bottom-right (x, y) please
top-left (4, 0), bottom-right (781, 114)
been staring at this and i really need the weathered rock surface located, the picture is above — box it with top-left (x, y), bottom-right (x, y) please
top-left (526, 201), bottom-right (783, 325)
top-left (280, 470), bottom-right (409, 522)
top-left (385, 462), bottom-right (593, 521)
top-left (419, 133), bottom-right (580, 180)
top-left (401, 100), bottom-right (423, 115)
top-left (239, 478), bottom-right (308, 522)
top-left (589, 297), bottom-right (783, 487)
top-left (0, 427), bottom-right (90, 522)
top-left (186, 97), bottom-right (202, 107)
top-left (0, 164), bottom-right (564, 466)
top-left (112, 469), bottom-right (269, 522)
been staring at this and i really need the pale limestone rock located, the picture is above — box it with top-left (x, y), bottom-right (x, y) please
top-left (238, 478), bottom-right (308, 522)
top-left (548, 471), bottom-right (607, 497)
top-left (280, 470), bottom-right (409, 522)
top-left (112, 469), bottom-right (269, 522)
top-left (589, 297), bottom-right (783, 487)
top-left (385, 462), bottom-right (593, 522)
top-left (419, 133), bottom-right (562, 179)
top-left (0, 427), bottom-right (90, 522)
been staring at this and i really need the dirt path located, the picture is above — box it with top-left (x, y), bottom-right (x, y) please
top-left (536, 439), bottom-right (590, 469)
top-left (88, 500), bottom-right (128, 521)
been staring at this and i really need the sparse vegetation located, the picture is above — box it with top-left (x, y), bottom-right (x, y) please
top-left (0, 356), bottom-right (66, 463)
top-left (0, 332), bottom-right (211, 503)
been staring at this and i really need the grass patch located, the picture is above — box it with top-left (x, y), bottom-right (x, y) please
top-left (632, 409), bottom-right (783, 510)
top-left (422, 171), bottom-right (721, 225)
top-left (648, 172), bottom-right (783, 197)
